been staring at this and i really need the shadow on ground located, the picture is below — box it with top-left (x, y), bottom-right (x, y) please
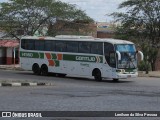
top-left (16, 71), bottom-right (134, 84)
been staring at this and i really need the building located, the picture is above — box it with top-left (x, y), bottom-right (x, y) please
top-left (96, 22), bottom-right (116, 38)
top-left (0, 39), bottom-right (19, 65)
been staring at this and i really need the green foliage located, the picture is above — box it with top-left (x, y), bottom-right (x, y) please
top-left (0, 0), bottom-right (94, 37)
top-left (138, 61), bottom-right (151, 71)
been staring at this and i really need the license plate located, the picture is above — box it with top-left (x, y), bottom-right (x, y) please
top-left (127, 75), bottom-right (131, 78)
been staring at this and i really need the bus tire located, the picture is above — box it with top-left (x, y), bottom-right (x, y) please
top-left (93, 69), bottom-right (102, 81)
top-left (41, 64), bottom-right (48, 76)
top-left (32, 63), bottom-right (41, 75)
top-left (113, 79), bottom-right (119, 82)
top-left (57, 73), bottom-right (66, 77)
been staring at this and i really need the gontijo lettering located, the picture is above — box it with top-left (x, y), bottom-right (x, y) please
top-left (76, 56), bottom-right (95, 62)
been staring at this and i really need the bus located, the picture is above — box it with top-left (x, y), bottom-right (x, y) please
top-left (20, 35), bottom-right (143, 81)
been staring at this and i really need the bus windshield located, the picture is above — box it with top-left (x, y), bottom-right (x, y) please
top-left (115, 44), bottom-right (137, 69)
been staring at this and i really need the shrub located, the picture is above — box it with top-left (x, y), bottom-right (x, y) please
top-left (138, 61), bottom-right (151, 71)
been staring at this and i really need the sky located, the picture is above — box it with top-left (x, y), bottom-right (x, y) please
top-left (0, 0), bottom-right (126, 22)
top-left (60, 0), bottom-right (126, 22)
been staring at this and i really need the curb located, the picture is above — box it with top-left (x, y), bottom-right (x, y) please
top-left (149, 75), bottom-right (160, 78)
top-left (0, 67), bottom-right (23, 71)
top-left (0, 82), bottom-right (53, 87)
top-left (138, 74), bottom-right (160, 78)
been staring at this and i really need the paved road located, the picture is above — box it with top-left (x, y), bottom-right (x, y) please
top-left (0, 69), bottom-right (160, 119)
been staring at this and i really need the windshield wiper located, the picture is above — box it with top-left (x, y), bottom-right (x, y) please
top-left (124, 52), bottom-right (136, 69)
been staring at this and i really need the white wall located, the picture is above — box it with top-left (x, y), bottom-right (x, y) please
top-left (7, 47), bottom-right (12, 57)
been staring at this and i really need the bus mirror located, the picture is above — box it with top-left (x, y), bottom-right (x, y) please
top-left (137, 51), bottom-right (144, 61)
top-left (116, 51), bottom-right (121, 60)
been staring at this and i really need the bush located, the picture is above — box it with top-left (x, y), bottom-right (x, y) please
top-left (138, 61), bottom-right (151, 71)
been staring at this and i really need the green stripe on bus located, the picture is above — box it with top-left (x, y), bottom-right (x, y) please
top-left (125, 69), bottom-right (135, 72)
top-left (63, 54), bottom-right (103, 63)
top-left (55, 60), bottom-right (59, 67)
top-left (20, 51), bottom-right (44, 59)
top-left (20, 51), bottom-right (103, 63)
top-left (39, 53), bottom-right (44, 59)
top-left (51, 54), bottom-right (57, 59)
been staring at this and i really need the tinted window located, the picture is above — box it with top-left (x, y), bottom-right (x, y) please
top-left (104, 43), bottom-right (116, 68)
top-left (21, 39), bottom-right (25, 49)
top-left (79, 42), bottom-right (91, 53)
top-left (21, 39), bottom-right (35, 50)
top-left (91, 42), bottom-right (103, 55)
top-left (66, 41), bottom-right (78, 53)
top-left (55, 41), bottom-right (66, 52)
top-left (45, 41), bottom-right (55, 51)
top-left (35, 41), bottom-right (44, 51)
top-left (104, 43), bottom-right (114, 53)
top-left (25, 39), bottom-right (35, 50)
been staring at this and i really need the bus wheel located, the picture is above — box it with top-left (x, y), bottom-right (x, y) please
top-left (113, 79), bottom-right (119, 82)
top-left (32, 63), bottom-right (41, 75)
top-left (58, 73), bottom-right (66, 77)
top-left (41, 64), bottom-right (48, 76)
top-left (94, 69), bottom-right (102, 81)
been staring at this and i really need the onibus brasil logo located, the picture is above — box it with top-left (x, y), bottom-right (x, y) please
top-left (1, 112), bottom-right (42, 118)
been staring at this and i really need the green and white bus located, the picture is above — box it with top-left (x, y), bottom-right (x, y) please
top-left (20, 35), bottom-right (143, 81)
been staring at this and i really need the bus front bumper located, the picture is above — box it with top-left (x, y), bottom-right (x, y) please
top-left (116, 72), bottom-right (138, 79)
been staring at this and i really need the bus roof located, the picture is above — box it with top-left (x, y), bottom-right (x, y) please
top-left (21, 35), bottom-right (134, 45)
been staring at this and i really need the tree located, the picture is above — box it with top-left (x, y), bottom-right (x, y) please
top-left (0, 0), bottom-right (93, 38)
top-left (47, 19), bottom-right (95, 36)
top-left (111, 0), bottom-right (160, 71)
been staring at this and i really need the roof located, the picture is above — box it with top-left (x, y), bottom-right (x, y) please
top-left (21, 35), bottom-right (134, 45)
top-left (0, 40), bottom-right (19, 47)
top-left (0, 31), bottom-right (6, 38)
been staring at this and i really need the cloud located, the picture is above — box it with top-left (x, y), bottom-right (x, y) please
top-left (60, 0), bottom-right (125, 22)
top-left (0, 0), bottom-right (125, 22)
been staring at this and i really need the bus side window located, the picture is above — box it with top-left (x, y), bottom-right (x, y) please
top-left (66, 41), bottom-right (78, 53)
top-left (91, 42), bottom-right (103, 55)
top-left (25, 39), bottom-right (35, 50)
top-left (79, 42), bottom-right (91, 53)
top-left (44, 41), bottom-right (55, 51)
top-left (21, 39), bottom-right (26, 49)
top-left (35, 41), bottom-right (44, 51)
top-left (55, 41), bottom-right (67, 52)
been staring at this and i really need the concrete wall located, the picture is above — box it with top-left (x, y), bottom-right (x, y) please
top-left (6, 47), bottom-right (13, 65)
top-left (97, 32), bottom-right (114, 38)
